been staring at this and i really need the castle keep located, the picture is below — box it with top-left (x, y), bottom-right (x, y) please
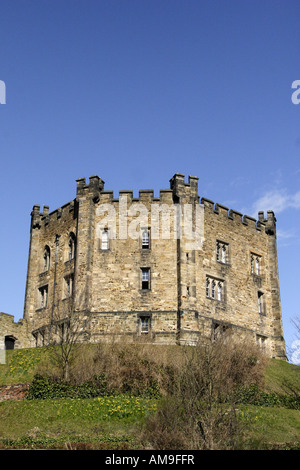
top-left (1, 173), bottom-right (286, 359)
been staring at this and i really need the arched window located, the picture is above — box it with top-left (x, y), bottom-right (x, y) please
top-left (5, 335), bottom-right (16, 350)
top-left (43, 245), bottom-right (50, 272)
top-left (68, 233), bottom-right (76, 260)
top-left (251, 252), bottom-right (262, 275)
top-left (258, 291), bottom-right (264, 314)
top-left (216, 240), bottom-right (229, 264)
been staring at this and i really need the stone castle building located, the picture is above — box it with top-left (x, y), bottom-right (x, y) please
top-left (0, 173), bottom-right (286, 359)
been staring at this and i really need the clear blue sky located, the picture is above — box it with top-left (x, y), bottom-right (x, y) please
top-left (0, 0), bottom-right (299, 362)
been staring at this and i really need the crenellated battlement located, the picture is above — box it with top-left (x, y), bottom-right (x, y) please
top-left (31, 173), bottom-right (276, 237)
top-left (97, 188), bottom-right (174, 204)
top-left (200, 197), bottom-right (268, 233)
top-left (31, 200), bottom-right (76, 229)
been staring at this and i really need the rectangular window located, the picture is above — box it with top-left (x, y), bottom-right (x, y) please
top-left (256, 334), bottom-right (266, 351)
top-left (140, 316), bottom-right (151, 334)
top-left (64, 275), bottom-right (73, 298)
top-left (38, 285), bottom-right (48, 308)
top-left (141, 268), bottom-right (150, 290)
top-left (141, 228), bottom-right (150, 249)
top-left (101, 229), bottom-right (109, 250)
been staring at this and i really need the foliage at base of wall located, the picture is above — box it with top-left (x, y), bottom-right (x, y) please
top-left (26, 373), bottom-right (161, 400)
top-left (234, 384), bottom-right (300, 410)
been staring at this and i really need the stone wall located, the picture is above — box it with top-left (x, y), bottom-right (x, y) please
top-left (0, 313), bottom-right (31, 350)
top-left (0, 383), bottom-right (29, 401)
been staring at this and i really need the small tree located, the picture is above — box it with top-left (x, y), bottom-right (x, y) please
top-left (47, 298), bottom-right (83, 382)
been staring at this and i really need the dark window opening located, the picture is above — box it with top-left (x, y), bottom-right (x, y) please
top-left (5, 336), bottom-right (15, 350)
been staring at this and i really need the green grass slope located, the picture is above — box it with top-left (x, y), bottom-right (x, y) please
top-left (0, 346), bottom-right (299, 449)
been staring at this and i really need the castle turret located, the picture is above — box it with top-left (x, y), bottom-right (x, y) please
top-left (23, 205), bottom-right (43, 322)
top-left (170, 173), bottom-right (199, 203)
top-left (264, 210), bottom-right (286, 359)
top-left (74, 176), bottom-right (105, 317)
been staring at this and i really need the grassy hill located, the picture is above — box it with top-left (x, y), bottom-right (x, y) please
top-left (0, 344), bottom-right (299, 450)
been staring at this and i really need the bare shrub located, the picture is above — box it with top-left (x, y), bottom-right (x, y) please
top-left (143, 333), bottom-right (267, 450)
top-left (65, 338), bottom-right (173, 396)
top-left (90, 341), bottom-right (167, 396)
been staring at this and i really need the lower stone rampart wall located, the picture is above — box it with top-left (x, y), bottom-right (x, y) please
top-left (0, 313), bottom-right (32, 350)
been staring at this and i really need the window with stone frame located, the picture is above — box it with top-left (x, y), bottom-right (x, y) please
top-left (141, 227), bottom-right (150, 249)
top-left (256, 334), bottom-right (267, 352)
top-left (206, 276), bottom-right (224, 301)
top-left (43, 245), bottom-right (50, 272)
top-left (139, 315), bottom-right (151, 334)
top-left (38, 285), bottom-right (48, 309)
top-left (101, 228), bottom-right (109, 250)
top-left (257, 290), bottom-right (265, 315)
top-left (64, 274), bottom-right (74, 298)
top-left (251, 252), bottom-right (262, 275)
top-left (141, 267), bottom-right (150, 290)
top-left (68, 232), bottom-right (76, 261)
top-left (216, 240), bottom-right (229, 264)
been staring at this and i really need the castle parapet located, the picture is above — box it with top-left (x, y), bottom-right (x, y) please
top-left (76, 175), bottom-right (105, 201)
top-left (200, 197), bottom-right (266, 232)
top-left (170, 173), bottom-right (199, 201)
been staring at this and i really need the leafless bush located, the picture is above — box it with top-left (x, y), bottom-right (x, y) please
top-left (143, 333), bottom-right (267, 450)
top-left (68, 338), bottom-right (181, 396)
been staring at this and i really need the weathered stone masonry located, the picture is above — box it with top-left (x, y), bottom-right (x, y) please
top-left (1, 173), bottom-right (286, 359)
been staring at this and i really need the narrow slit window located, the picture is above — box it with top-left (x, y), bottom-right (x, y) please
top-left (251, 254), bottom-right (254, 274)
top-left (222, 245), bottom-right (226, 263)
top-left (258, 291), bottom-right (264, 314)
top-left (68, 233), bottom-right (76, 260)
top-left (64, 275), bottom-right (73, 298)
top-left (38, 285), bottom-right (48, 309)
top-left (43, 246), bottom-right (50, 272)
top-left (216, 242), bottom-right (220, 262)
top-left (217, 281), bottom-right (222, 301)
top-left (211, 280), bottom-right (216, 299)
top-left (255, 257), bottom-right (260, 275)
top-left (101, 229), bottom-right (109, 250)
top-left (206, 278), bottom-right (210, 297)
